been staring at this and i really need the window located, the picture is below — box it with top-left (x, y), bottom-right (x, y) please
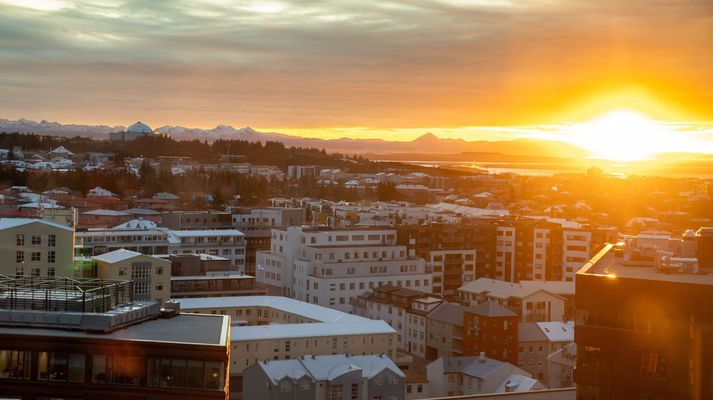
top-left (31, 252), bottom-right (41, 261)
top-left (16, 251), bottom-right (24, 263)
top-left (16, 234), bottom-right (24, 246)
top-left (47, 267), bottom-right (55, 278)
top-left (300, 378), bottom-right (311, 390)
top-left (15, 267), bottom-right (23, 276)
top-left (351, 383), bottom-right (359, 399)
top-left (32, 235), bottom-right (41, 245)
top-left (328, 384), bottom-right (342, 400)
top-left (156, 267), bottom-right (163, 275)
top-left (0, 350), bottom-right (31, 380)
top-left (48, 234), bottom-right (56, 247)
top-left (280, 379), bottom-right (292, 392)
top-left (31, 268), bottom-right (40, 277)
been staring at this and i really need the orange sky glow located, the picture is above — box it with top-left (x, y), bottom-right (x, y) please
top-left (1, 0), bottom-right (712, 159)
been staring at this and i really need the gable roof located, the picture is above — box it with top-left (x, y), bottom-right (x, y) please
top-left (466, 301), bottom-right (517, 318)
top-left (0, 217), bottom-right (72, 232)
top-left (92, 249), bottom-right (147, 264)
top-left (428, 301), bottom-right (464, 325)
top-left (256, 354), bottom-right (403, 385)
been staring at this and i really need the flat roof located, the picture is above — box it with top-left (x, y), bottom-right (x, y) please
top-left (0, 313), bottom-right (229, 346)
top-left (176, 296), bottom-right (395, 342)
top-left (175, 296), bottom-right (365, 323)
top-left (578, 244), bottom-right (713, 285)
top-left (233, 320), bottom-right (394, 341)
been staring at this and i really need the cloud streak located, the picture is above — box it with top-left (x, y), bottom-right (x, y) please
top-left (0, 0), bottom-right (711, 136)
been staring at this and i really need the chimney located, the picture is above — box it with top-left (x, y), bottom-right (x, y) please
top-left (479, 352), bottom-right (486, 363)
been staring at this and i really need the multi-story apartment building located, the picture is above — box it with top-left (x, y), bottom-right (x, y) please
top-left (351, 285), bottom-right (442, 358)
top-left (244, 354), bottom-right (405, 400)
top-left (231, 206), bottom-right (304, 275)
top-left (458, 278), bottom-right (566, 323)
top-left (426, 354), bottom-right (543, 398)
top-left (490, 218), bottom-right (615, 282)
top-left (76, 223), bottom-right (246, 270)
top-left (547, 342), bottom-right (576, 389)
top-left (0, 218), bottom-right (74, 277)
top-left (176, 295), bottom-right (398, 391)
top-left (463, 301), bottom-right (519, 364)
top-left (166, 229), bottom-right (246, 270)
top-left (256, 227), bottom-right (431, 311)
top-left (517, 321), bottom-right (574, 383)
top-left (575, 242), bottom-right (713, 400)
top-left (0, 277), bottom-right (230, 399)
top-left (74, 224), bottom-right (170, 256)
top-left (397, 222), bottom-right (497, 297)
top-left (92, 249), bottom-right (171, 303)
top-left (426, 302), bottom-right (465, 360)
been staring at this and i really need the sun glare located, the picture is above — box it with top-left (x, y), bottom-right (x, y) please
top-left (567, 110), bottom-right (674, 162)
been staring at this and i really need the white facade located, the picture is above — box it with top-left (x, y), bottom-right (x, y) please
top-left (496, 226), bottom-right (516, 281)
top-left (256, 227), bottom-right (432, 312)
top-left (458, 278), bottom-right (566, 322)
top-left (562, 229), bottom-right (591, 281)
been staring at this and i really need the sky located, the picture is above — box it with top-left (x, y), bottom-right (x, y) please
top-left (1, 0), bottom-right (712, 144)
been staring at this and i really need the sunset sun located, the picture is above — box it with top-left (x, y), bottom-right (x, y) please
top-left (567, 109), bottom-right (674, 162)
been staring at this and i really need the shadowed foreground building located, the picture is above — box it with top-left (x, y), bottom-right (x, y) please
top-left (575, 243), bottom-right (713, 400)
top-left (0, 276), bottom-right (230, 400)
top-left (244, 354), bottom-right (405, 400)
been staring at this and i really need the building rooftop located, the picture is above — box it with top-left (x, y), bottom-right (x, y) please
top-left (82, 209), bottom-right (130, 216)
top-left (92, 248), bottom-right (154, 264)
top-left (578, 244), bottom-right (713, 285)
top-left (459, 278), bottom-right (564, 300)
top-left (0, 312), bottom-right (228, 346)
top-left (175, 295), bottom-right (364, 324)
top-left (167, 229), bottom-right (245, 238)
top-left (255, 354), bottom-right (403, 385)
top-left (176, 296), bottom-right (395, 342)
top-left (428, 302), bottom-right (464, 325)
top-left (234, 320), bottom-right (394, 341)
top-left (467, 301), bottom-right (518, 318)
top-left (0, 217), bottom-right (73, 231)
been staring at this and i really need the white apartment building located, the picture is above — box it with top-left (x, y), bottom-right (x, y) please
top-left (495, 226), bottom-right (516, 281)
top-left (561, 228), bottom-right (592, 281)
top-left (256, 227), bottom-right (432, 312)
top-left (176, 296), bottom-right (397, 378)
top-left (352, 286), bottom-right (442, 358)
top-left (458, 278), bottom-right (566, 323)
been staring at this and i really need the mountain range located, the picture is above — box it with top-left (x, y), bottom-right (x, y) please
top-left (0, 118), bottom-right (587, 158)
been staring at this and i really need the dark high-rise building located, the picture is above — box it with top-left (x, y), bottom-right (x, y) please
top-left (575, 243), bottom-right (713, 400)
top-left (695, 227), bottom-right (713, 269)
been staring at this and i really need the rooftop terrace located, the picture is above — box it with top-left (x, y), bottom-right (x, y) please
top-left (577, 244), bottom-right (713, 285)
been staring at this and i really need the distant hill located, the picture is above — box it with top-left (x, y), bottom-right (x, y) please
top-left (0, 118), bottom-right (587, 158)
